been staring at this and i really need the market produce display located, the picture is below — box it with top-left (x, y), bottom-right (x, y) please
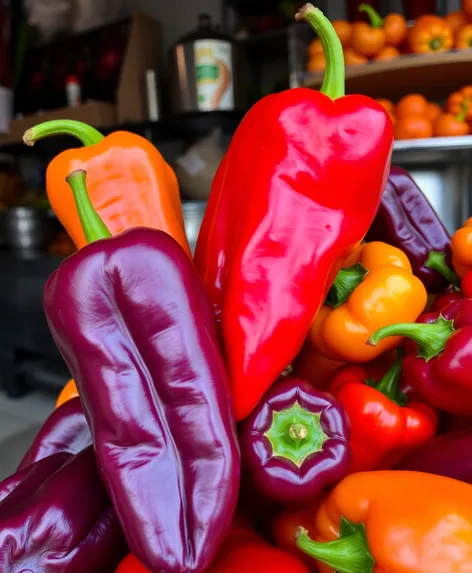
top-left (307, 0), bottom-right (472, 72)
top-left (3, 3), bottom-right (472, 573)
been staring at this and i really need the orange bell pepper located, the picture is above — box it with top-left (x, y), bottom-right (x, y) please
top-left (447, 86), bottom-right (472, 121)
top-left (452, 217), bottom-right (472, 277)
top-left (296, 471), bottom-right (472, 572)
top-left (55, 379), bottom-right (79, 408)
top-left (407, 15), bottom-right (453, 53)
top-left (456, 23), bottom-right (472, 49)
top-left (307, 242), bottom-right (427, 363)
top-left (23, 120), bottom-right (191, 255)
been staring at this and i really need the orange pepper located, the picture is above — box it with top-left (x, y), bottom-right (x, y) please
top-left (332, 20), bottom-right (352, 48)
top-left (342, 48), bottom-right (368, 66)
top-left (395, 93), bottom-right (429, 119)
top-left (351, 5), bottom-right (386, 57)
top-left (23, 120), bottom-right (191, 255)
top-left (407, 15), bottom-right (453, 53)
top-left (447, 86), bottom-right (472, 120)
top-left (394, 115), bottom-right (433, 139)
top-left (445, 10), bottom-right (468, 36)
top-left (375, 98), bottom-right (395, 116)
top-left (426, 101), bottom-right (442, 121)
top-left (307, 242), bottom-right (427, 363)
top-left (307, 38), bottom-right (323, 57)
top-left (307, 53), bottom-right (326, 72)
top-left (295, 471), bottom-right (472, 572)
top-left (434, 99), bottom-right (470, 137)
top-left (56, 378), bottom-right (79, 408)
top-left (456, 23), bottom-right (472, 48)
top-left (451, 217), bottom-right (472, 277)
top-left (373, 45), bottom-right (400, 61)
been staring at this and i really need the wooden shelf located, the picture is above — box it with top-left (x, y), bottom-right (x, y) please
top-left (304, 51), bottom-right (472, 101)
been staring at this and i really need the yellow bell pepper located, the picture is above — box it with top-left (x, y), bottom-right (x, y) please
top-left (307, 241), bottom-right (428, 363)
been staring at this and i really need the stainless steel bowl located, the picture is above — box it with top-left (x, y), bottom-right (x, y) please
top-left (4, 207), bottom-right (53, 255)
top-left (182, 201), bottom-right (207, 254)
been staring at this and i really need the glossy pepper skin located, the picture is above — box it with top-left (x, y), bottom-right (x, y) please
top-left (451, 216), bottom-right (472, 277)
top-left (44, 171), bottom-right (240, 573)
top-left (0, 447), bottom-right (127, 572)
top-left (239, 376), bottom-right (350, 506)
top-left (117, 526), bottom-right (311, 573)
top-left (308, 241), bottom-right (427, 363)
top-left (365, 165), bottom-right (454, 293)
top-left (18, 396), bottom-right (91, 470)
top-left (329, 354), bottom-right (438, 473)
top-left (194, 4), bottom-right (393, 421)
top-left (395, 426), bottom-right (472, 484)
top-left (296, 471), bottom-right (472, 573)
top-left (23, 120), bottom-right (191, 255)
top-left (369, 298), bottom-right (472, 417)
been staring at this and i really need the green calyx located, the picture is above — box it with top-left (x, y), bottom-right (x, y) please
top-left (66, 170), bottom-right (111, 244)
top-left (23, 120), bottom-right (104, 147)
top-left (296, 517), bottom-right (375, 573)
top-left (264, 401), bottom-right (328, 467)
top-left (430, 38), bottom-right (442, 51)
top-left (425, 251), bottom-right (461, 287)
top-left (367, 351), bottom-right (407, 406)
top-left (358, 3), bottom-right (383, 28)
top-left (367, 315), bottom-right (455, 361)
top-left (457, 98), bottom-right (470, 123)
top-left (295, 3), bottom-right (345, 99)
top-left (326, 263), bottom-right (368, 308)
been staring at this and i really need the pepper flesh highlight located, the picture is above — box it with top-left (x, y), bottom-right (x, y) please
top-left (296, 471), bottom-right (472, 573)
top-left (23, 120), bottom-right (191, 255)
top-left (195, 4), bottom-right (393, 420)
top-left (308, 241), bottom-right (427, 363)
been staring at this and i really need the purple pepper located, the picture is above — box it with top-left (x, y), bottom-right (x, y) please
top-left (18, 396), bottom-right (91, 470)
top-left (394, 427), bottom-right (472, 484)
top-left (366, 166), bottom-right (455, 293)
top-left (239, 376), bottom-right (350, 506)
top-left (0, 447), bottom-right (127, 572)
top-left (43, 171), bottom-right (240, 573)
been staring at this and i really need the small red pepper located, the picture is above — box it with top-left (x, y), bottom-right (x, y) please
top-left (462, 270), bottom-right (472, 298)
top-left (329, 352), bottom-right (438, 472)
top-left (369, 299), bottom-right (472, 417)
top-left (194, 4), bottom-right (393, 421)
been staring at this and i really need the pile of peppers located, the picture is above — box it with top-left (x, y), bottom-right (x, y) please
top-left (5, 3), bottom-right (472, 572)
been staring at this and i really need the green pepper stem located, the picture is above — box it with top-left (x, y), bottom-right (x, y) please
top-left (367, 315), bottom-right (455, 361)
top-left (358, 3), bottom-right (384, 28)
top-left (373, 350), bottom-right (407, 406)
top-left (425, 251), bottom-right (461, 287)
top-left (23, 120), bottom-right (104, 147)
top-left (457, 98), bottom-right (470, 123)
top-left (326, 263), bottom-right (368, 308)
top-left (295, 4), bottom-right (345, 99)
top-left (66, 170), bottom-right (111, 244)
top-left (296, 518), bottom-right (375, 573)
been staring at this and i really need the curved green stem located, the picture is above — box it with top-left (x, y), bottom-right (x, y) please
top-left (295, 3), bottom-right (345, 99)
top-left (66, 170), bottom-right (111, 244)
top-left (23, 120), bottom-right (104, 147)
top-left (425, 251), bottom-right (461, 288)
top-left (373, 350), bottom-right (407, 406)
top-left (296, 517), bottom-right (375, 573)
top-left (326, 263), bottom-right (368, 308)
top-left (358, 3), bottom-right (384, 28)
top-left (367, 315), bottom-right (454, 361)
top-left (264, 402), bottom-right (328, 467)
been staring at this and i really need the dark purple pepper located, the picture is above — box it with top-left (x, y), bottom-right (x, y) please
top-left (43, 216), bottom-right (240, 572)
top-left (239, 376), bottom-right (350, 506)
top-left (366, 166), bottom-right (453, 293)
top-left (394, 427), bottom-right (472, 484)
top-left (0, 447), bottom-right (126, 572)
top-left (18, 396), bottom-right (91, 471)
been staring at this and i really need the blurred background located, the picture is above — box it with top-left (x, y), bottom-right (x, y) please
top-left (0, 0), bottom-right (470, 474)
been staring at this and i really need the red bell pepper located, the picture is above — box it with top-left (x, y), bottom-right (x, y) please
top-left (369, 299), bottom-right (472, 416)
top-left (462, 270), bottom-right (472, 298)
top-left (194, 4), bottom-right (393, 421)
top-left (329, 352), bottom-right (438, 472)
top-left (430, 286), bottom-right (463, 312)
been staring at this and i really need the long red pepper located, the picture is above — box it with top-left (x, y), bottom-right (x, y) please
top-left (195, 3), bottom-right (393, 421)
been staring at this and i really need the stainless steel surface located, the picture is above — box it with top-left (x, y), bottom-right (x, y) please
top-left (4, 207), bottom-right (53, 255)
top-left (145, 69), bottom-right (160, 121)
top-left (182, 201), bottom-right (206, 254)
top-left (393, 135), bottom-right (472, 165)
